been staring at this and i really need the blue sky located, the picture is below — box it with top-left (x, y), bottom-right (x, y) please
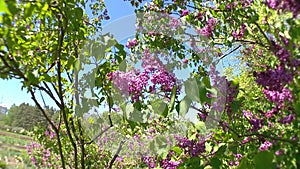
top-left (0, 0), bottom-right (136, 108)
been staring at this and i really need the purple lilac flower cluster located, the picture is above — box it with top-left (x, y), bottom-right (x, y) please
top-left (266, 0), bottom-right (300, 17)
top-left (258, 141), bottom-right (272, 151)
top-left (142, 151), bottom-right (181, 169)
top-left (229, 153), bottom-right (243, 166)
top-left (126, 39), bottom-right (138, 48)
top-left (209, 65), bottom-right (227, 113)
top-left (226, 2), bottom-right (238, 9)
top-left (196, 18), bottom-right (217, 37)
top-left (168, 16), bottom-right (181, 30)
top-left (278, 113), bottom-right (295, 124)
top-left (273, 42), bottom-right (292, 65)
top-left (143, 135), bottom-right (208, 168)
top-left (175, 136), bottom-right (206, 157)
top-left (255, 66), bottom-right (293, 91)
top-left (98, 9), bottom-right (110, 20)
top-left (181, 9), bottom-right (189, 17)
top-left (232, 24), bottom-right (246, 39)
top-left (243, 110), bottom-right (264, 132)
top-left (108, 49), bottom-right (178, 102)
top-left (26, 142), bottom-right (53, 168)
top-left (255, 66), bottom-right (293, 108)
top-left (45, 125), bottom-right (56, 139)
top-left (253, 38), bottom-right (297, 125)
top-left (263, 87), bottom-right (292, 108)
top-left (209, 65), bottom-right (238, 116)
top-left (160, 151), bottom-right (182, 169)
top-left (142, 156), bottom-right (157, 168)
top-left (225, 80), bottom-right (239, 117)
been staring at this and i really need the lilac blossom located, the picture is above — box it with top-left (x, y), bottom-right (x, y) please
top-left (160, 159), bottom-right (182, 169)
top-left (243, 110), bottom-right (264, 131)
top-left (168, 16), bottom-right (181, 29)
top-left (232, 24), bottom-right (246, 39)
top-left (108, 49), bottom-right (179, 102)
top-left (126, 39), bottom-right (138, 48)
top-left (273, 42), bottom-right (292, 65)
top-left (175, 136), bottom-right (206, 157)
top-left (265, 108), bottom-right (278, 118)
top-left (241, 137), bottom-right (251, 144)
top-left (182, 59), bottom-right (188, 64)
top-left (254, 66), bottom-right (293, 91)
top-left (278, 114), bottom-right (295, 124)
top-left (209, 65), bottom-right (238, 116)
top-left (235, 154), bottom-right (243, 160)
top-left (181, 9), bottom-right (189, 17)
top-left (275, 149), bottom-right (284, 156)
top-left (160, 151), bottom-right (182, 169)
top-left (258, 141), bottom-right (272, 151)
top-left (263, 87), bottom-right (292, 107)
top-left (142, 156), bottom-right (157, 168)
top-left (266, 0), bottom-right (281, 9)
top-left (196, 18), bottom-right (217, 37)
top-left (249, 117), bottom-right (264, 132)
top-left (266, 0), bottom-right (300, 17)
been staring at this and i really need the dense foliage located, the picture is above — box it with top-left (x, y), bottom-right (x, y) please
top-left (0, 103), bottom-right (55, 131)
top-left (0, 0), bottom-right (299, 168)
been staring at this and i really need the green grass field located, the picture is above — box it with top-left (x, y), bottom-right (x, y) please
top-left (0, 130), bottom-right (34, 169)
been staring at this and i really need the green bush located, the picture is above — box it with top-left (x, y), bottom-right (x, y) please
top-left (0, 161), bottom-right (7, 169)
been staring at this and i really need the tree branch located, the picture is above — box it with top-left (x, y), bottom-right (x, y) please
top-left (54, 5), bottom-right (79, 168)
top-left (30, 90), bottom-right (66, 169)
top-left (108, 139), bottom-right (126, 169)
top-left (215, 44), bottom-right (242, 64)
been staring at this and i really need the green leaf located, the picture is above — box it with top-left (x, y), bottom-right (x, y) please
top-left (184, 78), bottom-right (200, 102)
top-left (42, 3), bottom-right (49, 11)
top-left (119, 60), bottom-right (127, 71)
top-left (99, 97), bottom-right (105, 104)
top-left (74, 7), bottom-right (83, 19)
top-left (194, 121), bottom-right (206, 133)
top-left (169, 86), bottom-right (177, 112)
top-left (198, 82), bottom-right (209, 104)
top-left (180, 157), bottom-right (201, 169)
top-left (0, 0), bottom-right (11, 15)
top-left (254, 151), bottom-right (274, 169)
top-left (25, 3), bottom-right (35, 18)
top-left (214, 145), bottom-right (227, 157)
top-left (202, 76), bottom-right (211, 88)
top-left (162, 105), bottom-right (169, 118)
top-left (230, 100), bottom-right (241, 113)
top-left (133, 101), bottom-right (142, 111)
top-left (41, 73), bottom-right (51, 82)
top-left (26, 72), bottom-right (39, 85)
top-left (237, 158), bottom-right (250, 169)
top-left (210, 157), bottom-right (222, 169)
top-left (74, 60), bottom-right (81, 72)
top-left (128, 109), bottom-right (144, 123)
top-left (172, 146), bottom-right (182, 155)
top-left (177, 96), bottom-right (192, 117)
top-left (250, 14), bottom-right (259, 23)
top-left (151, 99), bottom-right (168, 115)
top-left (7, 1), bottom-right (18, 15)
top-left (127, 119), bottom-right (138, 131)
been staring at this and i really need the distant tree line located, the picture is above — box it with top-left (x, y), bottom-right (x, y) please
top-left (0, 103), bottom-right (56, 131)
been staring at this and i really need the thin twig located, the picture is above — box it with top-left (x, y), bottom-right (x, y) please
top-left (108, 140), bottom-right (126, 169)
top-left (85, 126), bottom-right (112, 145)
top-left (215, 45), bottom-right (242, 64)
